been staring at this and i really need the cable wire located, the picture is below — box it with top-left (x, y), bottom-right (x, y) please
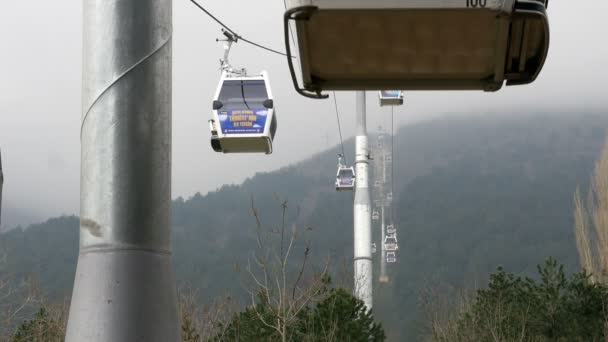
top-left (189, 0), bottom-right (292, 57)
top-left (391, 106), bottom-right (395, 222)
top-left (239, 36), bottom-right (292, 57)
top-left (279, 0), bottom-right (345, 175)
top-left (332, 92), bottom-right (346, 163)
top-left (283, 0), bottom-right (297, 49)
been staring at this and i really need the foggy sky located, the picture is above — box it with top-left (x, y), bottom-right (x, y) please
top-left (0, 0), bottom-right (606, 229)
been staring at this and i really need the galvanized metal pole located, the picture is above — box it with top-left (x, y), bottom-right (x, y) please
top-left (354, 91), bottom-right (373, 310)
top-left (0, 150), bottom-right (3, 228)
top-left (379, 206), bottom-right (388, 283)
top-left (378, 145), bottom-right (388, 283)
top-left (382, 148), bottom-right (387, 184)
top-left (66, 1), bottom-right (179, 341)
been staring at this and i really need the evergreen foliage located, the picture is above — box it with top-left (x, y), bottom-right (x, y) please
top-left (301, 287), bottom-right (385, 341)
top-left (213, 285), bottom-right (385, 342)
top-left (433, 259), bottom-right (608, 341)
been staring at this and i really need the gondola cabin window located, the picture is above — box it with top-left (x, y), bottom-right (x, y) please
top-left (217, 80), bottom-right (269, 135)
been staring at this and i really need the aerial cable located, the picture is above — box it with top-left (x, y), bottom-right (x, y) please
top-left (189, 0), bottom-right (293, 58)
top-left (391, 106), bottom-right (395, 222)
top-left (333, 92), bottom-right (346, 163)
top-left (282, 0), bottom-right (297, 49)
top-left (286, 0), bottom-right (346, 169)
top-left (281, 0), bottom-right (309, 98)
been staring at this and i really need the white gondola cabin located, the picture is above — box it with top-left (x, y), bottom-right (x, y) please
top-left (387, 224), bottom-right (396, 234)
top-left (387, 252), bottom-right (397, 263)
top-left (372, 210), bottom-right (380, 220)
top-left (379, 90), bottom-right (404, 107)
top-left (385, 233), bottom-right (399, 251)
top-left (210, 71), bottom-right (277, 154)
top-left (385, 243), bottom-right (399, 252)
top-left (284, 0), bottom-right (550, 98)
top-left (335, 166), bottom-right (355, 191)
top-left (385, 233), bottom-right (398, 243)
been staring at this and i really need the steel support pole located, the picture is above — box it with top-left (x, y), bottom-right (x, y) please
top-left (354, 91), bottom-right (373, 311)
top-left (0, 150), bottom-right (3, 228)
top-left (382, 148), bottom-right (387, 184)
top-left (379, 206), bottom-right (388, 283)
top-left (66, 1), bottom-right (179, 340)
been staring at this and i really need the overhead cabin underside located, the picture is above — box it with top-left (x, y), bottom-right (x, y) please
top-left (379, 90), bottom-right (404, 106)
top-left (285, 0), bottom-right (549, 97)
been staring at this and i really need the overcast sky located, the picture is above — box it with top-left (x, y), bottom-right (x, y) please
top-left (0, 0), bottom-right (606, 229)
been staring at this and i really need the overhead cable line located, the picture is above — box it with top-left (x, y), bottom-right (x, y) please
top-left (280, 0), bottom-right (343, 163)
top-left (189, 0), bottom-right (292, 58)
top-left (333, 92), bottom-right (346, 163)
top-left (391, 106), bottom-right (395, 221)
top-left (281, 0), bottom-right (311, 82)
top-left (283, 0), bottom-right (297, 48)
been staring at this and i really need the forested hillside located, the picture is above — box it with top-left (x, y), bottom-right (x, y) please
top-left (1, 112), bottom-right (607, 340)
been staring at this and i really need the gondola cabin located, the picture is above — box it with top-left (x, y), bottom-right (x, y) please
top-left (385, 233), bottom-right (399, 251)
top-left (387, 252), bottom-right (397, 263)
top-left (385, 233), bottom-right (398, 243)
top-left (385, 243), bottom-right (399, 252)
top-left (335, 166), bottom-right (355, 191)
top-left (379, 90), bottom-right (404, 107)
top-left (372, 210), bottom-right (380, 220)
top-left (284, 0), bottom-right (550, 97)
top-left (209, 71), bottom-right (277, 154)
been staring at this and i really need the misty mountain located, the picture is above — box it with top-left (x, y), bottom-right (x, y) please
top-left (1, 112), bottom-right (607, 340)
top-left (0, 203), bottom-right (45, 233)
